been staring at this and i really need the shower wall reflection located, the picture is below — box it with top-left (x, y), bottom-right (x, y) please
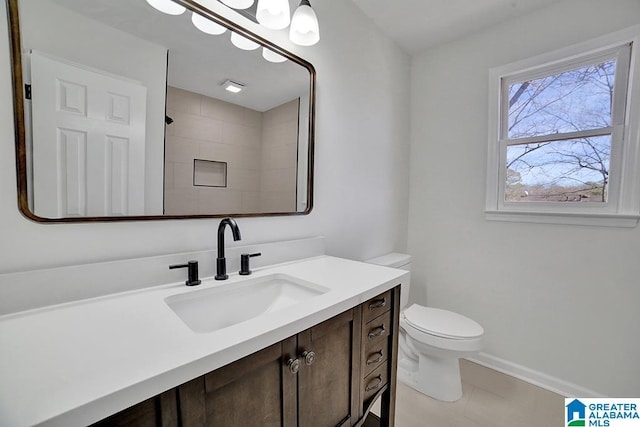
top-left (164, 87), bottom-right (300, 214)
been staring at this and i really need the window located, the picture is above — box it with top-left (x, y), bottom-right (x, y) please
top-left (486, 27), bottom-right (640, 227)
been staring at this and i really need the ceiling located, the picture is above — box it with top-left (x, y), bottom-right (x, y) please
top-left (350, 0), bottom-right (564, 54)
top-left (41, 0), bottom-right (309, 112)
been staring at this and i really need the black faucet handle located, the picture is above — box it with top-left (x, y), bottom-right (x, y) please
top-left (169, 260), bottom-right (201, 286)
top-left (239, 252), bottom-right (262, 276)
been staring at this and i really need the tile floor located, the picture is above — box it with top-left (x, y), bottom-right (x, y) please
top-left (378, 360), bottom-right (565, 427)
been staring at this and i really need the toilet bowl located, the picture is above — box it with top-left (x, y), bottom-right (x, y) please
top-left (366, 253), bottom-right (484, 402)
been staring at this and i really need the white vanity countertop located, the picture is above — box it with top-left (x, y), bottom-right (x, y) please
top-left (0, 255), bottom-right (408, 427)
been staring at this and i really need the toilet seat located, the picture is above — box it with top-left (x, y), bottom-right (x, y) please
top-left (403, 305), bottom-right (484, 340)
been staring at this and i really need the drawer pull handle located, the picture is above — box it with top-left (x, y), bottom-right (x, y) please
top-left (368, 325), bottom-right (386, 339)
top-left (366, 351), bottom-right (384, 365)
top-left (365, 375), bottom-right (383, 392)
top-left (368, 298), bottom-right (386, 310)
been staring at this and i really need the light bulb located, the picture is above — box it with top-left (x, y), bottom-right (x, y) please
top-left (230, 32), bottom-right (260, 50)
top-left (262, 48), bottom-right (287, 63)
top-left (256, 0), bottom-right (290, 30)
top-left (145, 0), bottom-right (186, 15)
top-left (267, 4), bottom-right (280, 14)
top-left (192, 12), bottom-right (227, 35)
top-left (289, 0), bottom-right (319, 46)
top-left (220, 0), bottom-right (255, 9)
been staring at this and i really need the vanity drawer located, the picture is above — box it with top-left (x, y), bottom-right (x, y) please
top-left (362, 362), bottom-right (388, 405)
top-left (363, 336), bottom-right (389, 377)
top-left (363, 290), bottom-right (392, 323)
top-left (363, 310), bottom-right (391, 344)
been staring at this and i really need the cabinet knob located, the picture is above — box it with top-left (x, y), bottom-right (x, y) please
top-left (301, 350), bottom-right (316, 366)
top-left (286, 358), bottom-right (300, 374)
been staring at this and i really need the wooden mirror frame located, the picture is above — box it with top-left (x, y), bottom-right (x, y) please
top-left (7, 0), bottom-right (316, 222)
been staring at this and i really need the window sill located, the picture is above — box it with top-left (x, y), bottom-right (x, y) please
top-left (485, 210), bottom-right (640, 228)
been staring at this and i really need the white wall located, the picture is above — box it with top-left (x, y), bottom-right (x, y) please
top-left (0, 1), bottom-right (410, 280)
top-left (409, 0), bottom-right (640, 397)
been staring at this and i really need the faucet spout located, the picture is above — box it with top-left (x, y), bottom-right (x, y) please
top-left (215, 218), bottom-right (241, 280)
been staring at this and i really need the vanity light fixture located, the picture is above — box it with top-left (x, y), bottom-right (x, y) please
top-left (289, 0), bottom-right (320, 46)
top-left (220, 0), bottom-right (255, 9)
top-left (192, 12), bottom-right (227, 35)
top-left (217, 0), bottom-right (320, 46)
top-left (256, 0), bottom-right (291, 30)
top-left (222, 79), bottom-right (245, 93)
top-left (151, 0), bottom-right (319, 63)
top-left (145, 0), bottom-right (186, 15)
top-left (262, 47), bottom-right (287, 63)
top-left (230, 31), bottom-right (261, 50)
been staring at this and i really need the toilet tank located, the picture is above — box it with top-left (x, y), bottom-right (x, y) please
top-left (365, 253), bottom-right (411, 309)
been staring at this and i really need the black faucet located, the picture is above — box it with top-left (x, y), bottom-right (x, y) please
top-left (239, 252), bottom-right (262, 276)
top-left (215, 217), bottom-right (241, 280)
top-left (169, 260), bottom-right (201, 286)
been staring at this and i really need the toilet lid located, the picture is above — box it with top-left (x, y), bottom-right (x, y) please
top-left (403, 305), bottom-right (484, 339)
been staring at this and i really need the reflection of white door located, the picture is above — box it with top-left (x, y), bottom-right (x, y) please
top-left (30, 51), bottom-right (147, 217)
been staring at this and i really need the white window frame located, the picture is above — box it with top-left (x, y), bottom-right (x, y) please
top-left (486, 26), bottom-right (640, 227)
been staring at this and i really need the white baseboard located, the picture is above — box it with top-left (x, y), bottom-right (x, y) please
top-left (466, 352), bottom-right (606, 398)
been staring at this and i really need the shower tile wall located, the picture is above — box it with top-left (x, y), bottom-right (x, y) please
top-left (164, 86), bottom-right (297, 215)
top-left (260, 99), bottom-right (299, 212)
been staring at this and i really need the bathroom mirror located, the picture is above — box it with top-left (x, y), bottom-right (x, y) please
top-left (7, 0), bottom-right (315, 222)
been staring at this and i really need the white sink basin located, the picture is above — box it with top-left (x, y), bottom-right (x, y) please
top-left (165, 273), bottom-right (329, 333)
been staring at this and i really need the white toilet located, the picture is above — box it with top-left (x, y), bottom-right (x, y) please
top-left (366, 253), bottom-right (484, 402)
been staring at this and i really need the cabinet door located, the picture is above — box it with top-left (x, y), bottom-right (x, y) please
top-left (178, 337), bottom-right (297, 427)
top-left (90, 389), bottom-right (178, 427)
top-left (297, 308), bottom-right (361, 427)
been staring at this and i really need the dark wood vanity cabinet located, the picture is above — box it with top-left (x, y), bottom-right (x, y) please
top-left (178, 308), bottom-right (359, 427)
top-left (358, 288), bottom-right (399, 427)
top-left (92, 286), bottom-right (400, 427)
top-left (296, 309), bottom-right (360, 427)
top-left (91, 391), bottom-right (179, 427)
top-left (177, 337), bottom-right (297, 426)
